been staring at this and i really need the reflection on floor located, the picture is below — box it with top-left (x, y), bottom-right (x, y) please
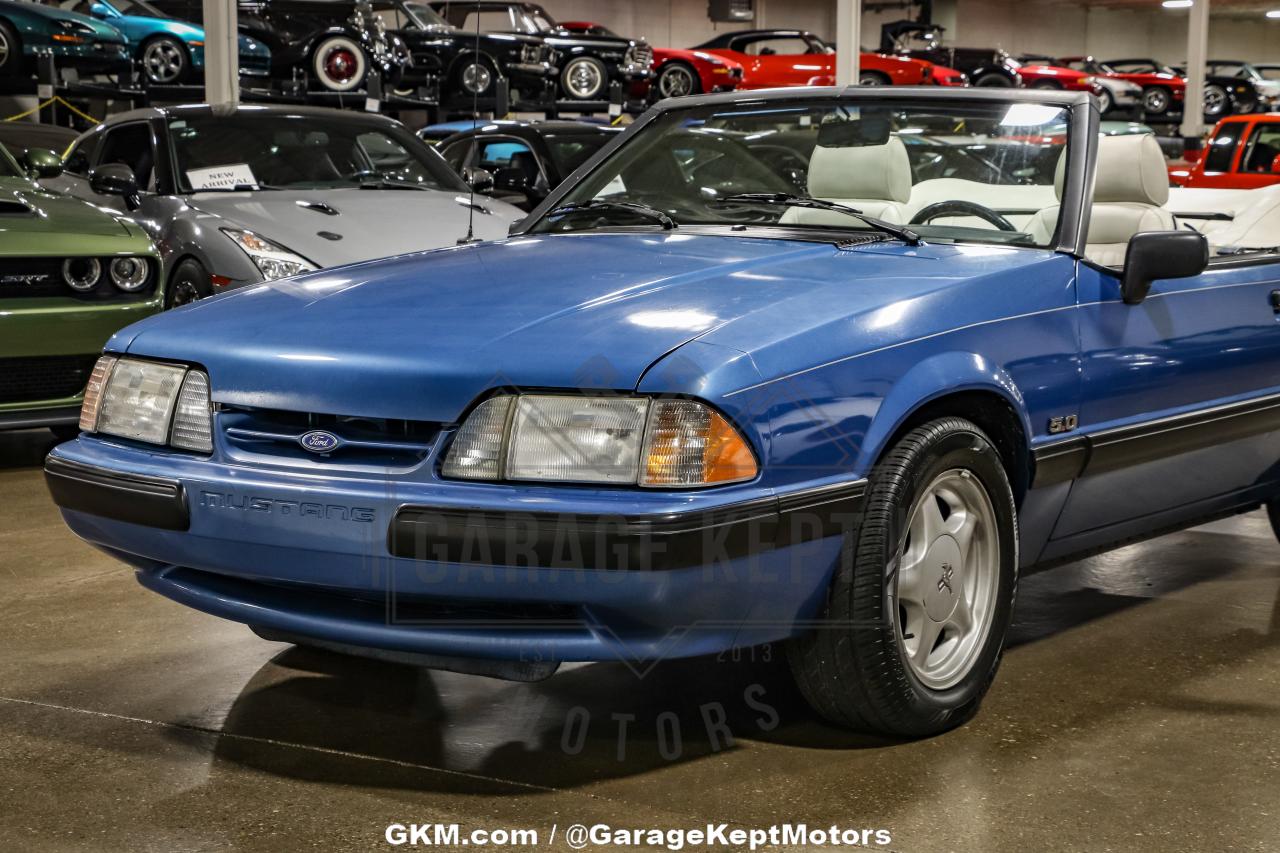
top-left (1, 428), bottom-right (1277, 852)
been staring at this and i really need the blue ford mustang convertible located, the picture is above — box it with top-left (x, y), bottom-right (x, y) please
top-left (45, 87), bottom-right (1280, 736)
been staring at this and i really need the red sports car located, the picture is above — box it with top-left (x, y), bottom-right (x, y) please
top-left (560, 22), bottom-right (744, 98)
top-left (690, 29), bottom-right (936, 88)
top-left (1169, 113), bottom-right (1280, 189)
top-left (1060, 56), bottom-right (1186, 115)
top-left (1016, 62), bottom-right (1099, 93)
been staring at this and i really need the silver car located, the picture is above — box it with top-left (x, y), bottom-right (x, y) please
top-left (45, 104), bottom-right (523, 307)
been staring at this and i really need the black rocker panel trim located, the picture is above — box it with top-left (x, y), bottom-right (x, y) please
top-left (1032, 392), bottom-right (1280, 487)
top-left (44, 456), bottom-right (189, 531)
top-left (388, 480), bottom-right (868, 571)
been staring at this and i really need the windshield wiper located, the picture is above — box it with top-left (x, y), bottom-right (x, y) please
top-left (545, 200), bottom-right (676, 230)
top-left (715, 192), bottom-right (920, 246)
top-left (358, 177), bottom-right (432, 191)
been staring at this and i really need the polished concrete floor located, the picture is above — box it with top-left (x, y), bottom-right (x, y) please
top-left (1, 428), bottom-right (1278, 852)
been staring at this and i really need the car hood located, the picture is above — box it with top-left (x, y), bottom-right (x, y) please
top-left (184, 187), bottom-right (522, 268)
top-left (0, 180), bottom-right (139, 248)
top-left (113, 233), bottom-right (1047, 423)
top-left (42, 6), bottom-right (127, 43)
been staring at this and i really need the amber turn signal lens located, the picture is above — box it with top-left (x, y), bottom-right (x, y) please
top-left (641, 399), bottom-right (757, 487)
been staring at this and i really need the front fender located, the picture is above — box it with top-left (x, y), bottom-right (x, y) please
top-left (854, 350), bottom-right (1030, 475)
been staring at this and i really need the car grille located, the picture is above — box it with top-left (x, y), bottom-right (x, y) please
top-left (0, 355), bottom-right (97, 404)
top-left (219, 405), bottom-right (441, 471)
top-left (0, 258), bottom-right (66, 299)
top-left (627, 43), bottom-right (653, 68)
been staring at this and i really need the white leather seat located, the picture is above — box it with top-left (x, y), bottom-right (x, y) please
top-left (1027, 133), bottom-right (1175, 267)
top-left (780, 137), bottom-right (912, 226)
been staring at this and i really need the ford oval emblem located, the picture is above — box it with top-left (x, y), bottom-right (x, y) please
top-left (299, 430), bottom-right (341, 454)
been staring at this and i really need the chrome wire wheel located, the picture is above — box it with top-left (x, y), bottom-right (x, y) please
top-left (143, 38), bottom-right (186, 83)
top-left (894, 468), bottom-right (1000, 691)
top-left (658, 64), bottom-right (696, 98)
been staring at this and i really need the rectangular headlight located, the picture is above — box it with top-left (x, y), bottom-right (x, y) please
top-left (96, 359), bottom-right (187, 445)
top-left (442, 394), bottom-right (758, 488)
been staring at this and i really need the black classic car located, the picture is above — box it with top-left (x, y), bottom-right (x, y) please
top-left (367, 0), bottom-right (555, 105)
top-left (433, 118), bottom-right (621, 210)
top-left (901, 42), bottom-right (1020, 87)
top-left (428, 1), bottom-right (651, 101)
top-left (149, 0), bottom-right (406, 91)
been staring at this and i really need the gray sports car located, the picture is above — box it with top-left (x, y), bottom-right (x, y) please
top-left (44, 104), bottom-right (523, 307)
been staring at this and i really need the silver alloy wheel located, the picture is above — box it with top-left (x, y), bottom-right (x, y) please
top-left (562, 57), bottom-right (604, 99)
top-left (858, 72), bottom-right (886, 86)
top-left (894, 468), bottom-right (1000, 690)
top-left (1096, 87), bottom-right (1114, 114)
top-left (1144, 87), bottom-right (1170, 114)
top-left (1203, 84), bottom-right (1228, 117)
top-left (658, 64), bottom-right (696, 98)
top-left (461, 61), bottom-right (492, 94)
top-left (143, 39), bottom-right (185, 83)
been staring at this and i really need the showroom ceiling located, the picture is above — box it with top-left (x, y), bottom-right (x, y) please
top-left (1033, 0), bottom-right (1278, 13)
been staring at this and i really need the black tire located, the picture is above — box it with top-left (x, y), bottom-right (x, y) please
top-left (858, 70), bottom-right (892, 86)
top-left (140, 35), bottom-right (190, 85)
top-left (452, 54), bottom-right (497, 97)
top-left (973, 72), bottom-right (1013, 87)
top-left (786, 417), bottom-right (1019, 737)
top-left (655, 61), bottom-right (701, 99)
top-left (311, 34), bottom-right (366, 93)
top-left (1096, 87), bottom-right (1114, 114)
top-left (1030, 79), bottom-right (1062, 90)
top-left (0, 20), bottom-right (22, 77)
top-left (560, 55), bottom-right (607, 100)
top-left (1202, 83), bottom-right (1230, 119)
top-left (1143, 86), bottom-right (1172, 115)
top-left (165, 258), bottom-right (211, 309)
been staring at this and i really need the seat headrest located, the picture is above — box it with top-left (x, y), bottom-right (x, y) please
top-left (807, 137), bottom-right (912, 203)
top-left (1094, 133), bottom-right (1169, 206)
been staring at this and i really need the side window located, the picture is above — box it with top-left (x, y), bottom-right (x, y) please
top-left (459, 10), bottom-right (514, 33)
top-left (476, 138), bottom-right (535, 172)
top-left (96, 123), bottom-right (157, 190)
top-left (440, 139), bottom-right (472, 172)
top-left (1203, 123), bottom-right (1246, 173)
top-left (373, 4), bottom-right (407, 29)
top-left (1241, 125), bottom-right (1280, 173)
top-left (742, 37), bottom-right (811, 56)
top-left (62, 133), bottom-right (100, 176)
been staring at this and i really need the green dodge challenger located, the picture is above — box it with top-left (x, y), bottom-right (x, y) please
top-left (0, 142), bottom-right (162, 437)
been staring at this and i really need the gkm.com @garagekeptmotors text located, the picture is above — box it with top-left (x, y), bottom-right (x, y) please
top-left (384, 822), bottom-right (894, 849)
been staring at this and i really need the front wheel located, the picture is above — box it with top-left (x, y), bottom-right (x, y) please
top-left (973, 72), bottom-right (1013, 87)
top-left (858, 70), bottom-right (891, 86)
top-left (787, 417), bottom-right (1019, 736)
top-left (454, 55), bottom-right (497, 97)
top-left (312, 35), bottom-right (367, 92)
top-left (1096, 87), bottom-right (1114, 114)
top-left (1202, 83), bottom-right (1229, 119)
top-left (560, 55), bottom-right (607, 100)
top-left (655, 61), bottom-right (699, 98)
top-left (0, 20), bottom-right (22, 77)
top-left (165, 258), bottom-right (212, 309)
top-left (141, 36), bottom-right (189, 84)
top-left (1143, 86), bottom-right (1171, 115)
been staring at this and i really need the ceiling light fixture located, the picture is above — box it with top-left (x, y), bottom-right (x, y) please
top-left (1268, 9), bottom-right (1280, 17)
top-left (1162, 0), bottom-right (1193, 7)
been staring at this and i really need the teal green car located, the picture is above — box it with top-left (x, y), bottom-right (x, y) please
top-left (0, 143), bottom-right (162, 436)
top-left (0, 0), bottom-right (130, 76)
top-left (55, 0), bottom-right (272, 85)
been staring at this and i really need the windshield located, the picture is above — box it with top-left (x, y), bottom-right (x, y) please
top-left (168, 114), bottom-right (466, 193)
top-left (529, 99), bottom-right (1071, 248)
top-left (544, 131), bottom-right (616, 173)
top-left (400, 1), bottom-right (449, 28)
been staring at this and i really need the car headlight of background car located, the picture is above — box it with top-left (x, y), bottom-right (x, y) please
top-left (79, 356), bottom-right (213, 453)
top-left (443, 394), bottom-right (758, 487)
top-left (222, 228), bottom-right (318, 282)
top-left (62, 256), bottom-right (154, 294)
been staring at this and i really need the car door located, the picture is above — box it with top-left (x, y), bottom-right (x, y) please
top-left (734, 35), bottom-right (825, 87)
top-left (1231, 121), bottom-right (1280, 188)
top-left (1048, 254), bottom-right (1280, 549)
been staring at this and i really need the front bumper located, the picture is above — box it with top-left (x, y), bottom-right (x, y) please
top-left (46, 438), bottom-right (864, 663)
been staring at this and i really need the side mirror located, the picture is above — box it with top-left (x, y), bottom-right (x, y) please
top-left (461, 166), bottom-right (494, 194)
top-left (88, 163), bottom-right (141, 210)
top-left (1270, 153), bottom-right (1280, 174)
top-left (1121, 231), bottom-right (1208, 305)
top-left (90, 1), bottom-right (117, 17)
top-left (23, 147), bottom-right (62, 178)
